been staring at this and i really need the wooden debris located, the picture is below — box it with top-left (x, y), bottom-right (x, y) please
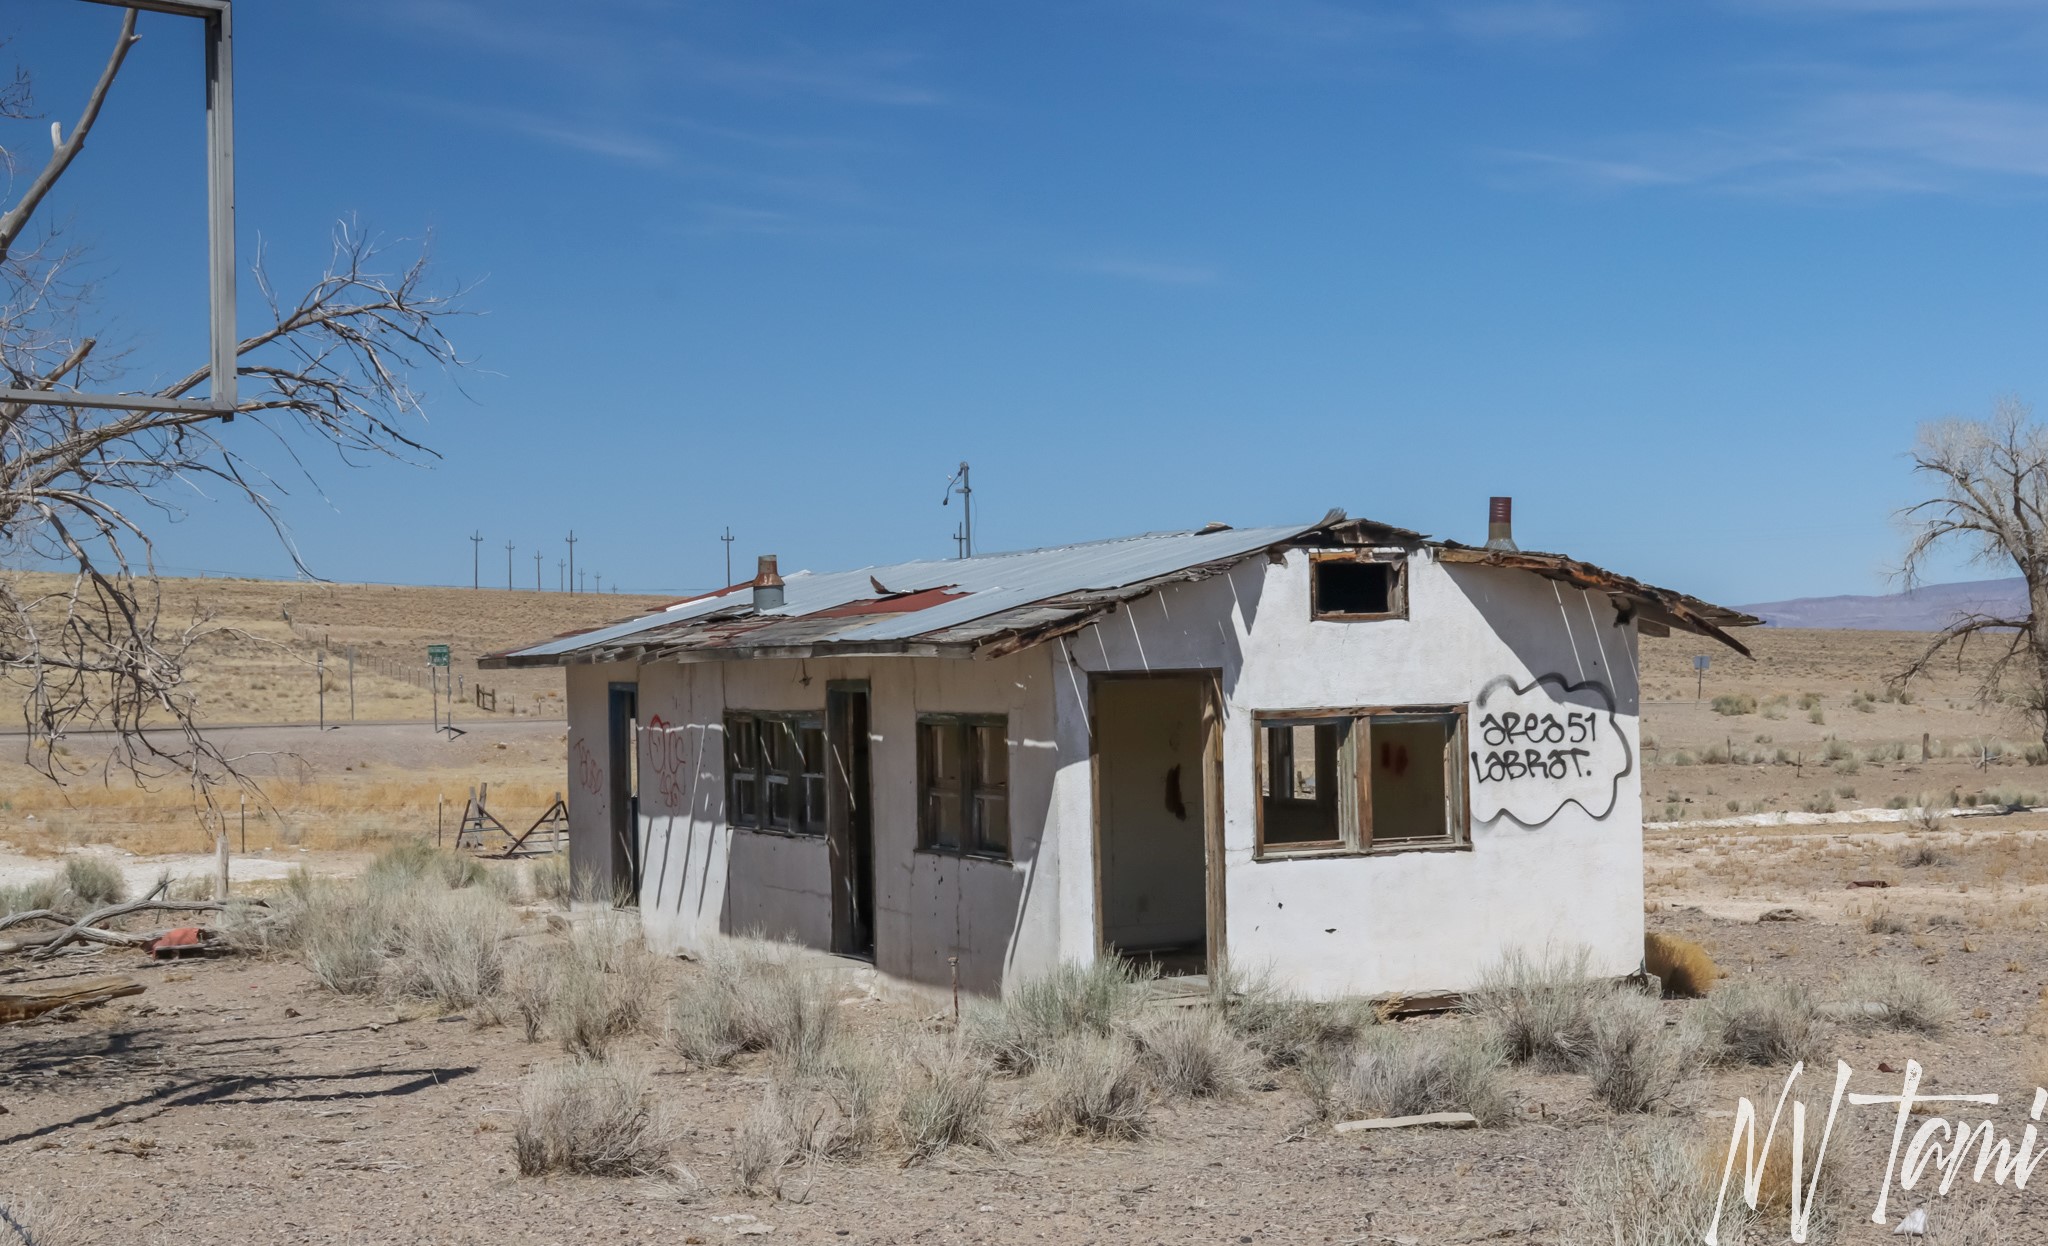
top-left (1332, 1111), bottom-right (1479, 1134)
top-left (0, 974), bottom-right (144, 1023)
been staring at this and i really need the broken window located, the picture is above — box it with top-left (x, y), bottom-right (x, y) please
top-left (1255, 709), bottom-right (1465, 856)
top-left (725, 711), bottom-right (825, 835)
top-left (1310, 552), bottom-right (1406, 621)
top-left (918, 715), bottom-right (1010, 860)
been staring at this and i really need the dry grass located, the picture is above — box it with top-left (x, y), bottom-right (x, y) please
top-left (1211, 962), bottom-right (1376, 1067)
top-left (964, 957), bottom-right (1153, 1074)
top-left (1129, 1009), bottom-right (1263, 1100)
top-left (1837, 963), bottom-right (1957, 1034)
top-left (1565, 1123), bottom-right (1745, 1246)
top-left (513, 1058), bottom-right (675, 1178)
top-left (0, 1189), bottom-right (87, 1246)
top-left (898, 1035), bottom-right (997, 1160)
top-left (513, 915), bottom-right (665, 1058)
top-left (1584, 990), bottom-right (1700, 1114)
top-left (1644, 932), bottom-right (1722, 998)
top-left (668, 937), bottom-right (838, 1072)
top-left (1697, 980), bottom-right (1830, 1067)
top-left (1335, 1022), bottom-right (1511, 1126)
top-left (1464, 945), bottom-right (1605, 1069)
top-left (1030, 1032), bottom-right (1151, 1140)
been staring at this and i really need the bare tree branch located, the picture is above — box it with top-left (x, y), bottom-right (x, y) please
top-left (0, 24), bottom-right (471, 809)
top-left (0, 11), bottom-right (137, 265)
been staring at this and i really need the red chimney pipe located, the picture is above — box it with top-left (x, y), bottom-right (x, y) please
top-left (1485, 497), bottom-right (1518, 552)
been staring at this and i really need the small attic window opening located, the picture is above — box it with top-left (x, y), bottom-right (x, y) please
top-left (1311, 553), bottom-right (1406, 621)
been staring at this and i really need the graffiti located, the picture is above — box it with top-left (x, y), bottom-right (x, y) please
top-left (1470, 674), bottom-right (1632, 828)
top-left (646, 714), bottom-right (687, 809)
top-left (572, 736), bottom-right (605, 808)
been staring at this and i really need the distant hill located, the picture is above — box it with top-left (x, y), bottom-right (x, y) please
top-left (1739, 577), bottom-right (2026, 631)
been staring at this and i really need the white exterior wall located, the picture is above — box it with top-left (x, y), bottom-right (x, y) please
top-left (616, 647), bottom-right (1080, 997)
top-left (565, 660), bottom-right (638, 890)
top-left (1059, 548), bottom-right (1644, 998)
top-left (559, 546), bottom-right (1644, 1002)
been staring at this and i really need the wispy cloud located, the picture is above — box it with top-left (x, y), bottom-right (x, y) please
top-left (1073, 256), bottom-right (1221, 285)
top-left (1500, 87), bottom-right (2048, 195)
top-left (402, 96), bottom-right (674, 168)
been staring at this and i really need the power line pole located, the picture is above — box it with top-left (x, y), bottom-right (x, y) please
top-left (578, 569), bottom-right (586, 594)
top-left (505, 540), bottom-right (515, 590)
top-left (469, 531), bottom-right (482, 588)
top-left (594, 573), bottom-right (602, 594)
top-left (942, 461), bottom-right (973, 558)
top-left (557, 557), bottom-right (565, 592)
top-left (534, 550), bottom-right (542, 591)
top-left (721, 526), bottom-right (735, 585)
top-left (566, 530), bottom-right (578, 595)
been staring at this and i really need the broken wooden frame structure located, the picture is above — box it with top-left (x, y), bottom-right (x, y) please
top-left (0, 0), bottom-right (236, 418)
top-left (452, 783), bottom-right (568, 857)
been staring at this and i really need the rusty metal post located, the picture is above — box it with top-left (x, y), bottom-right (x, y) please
top-left (949, 955), bottom-right (960, 1026)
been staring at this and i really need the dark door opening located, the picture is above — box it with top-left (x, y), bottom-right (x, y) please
top-left (607, 683), bottom-right (640, 904)
top-left (1096, 674), bottom-right (1218, 977)
top-left (826, 683), bottom-right (875, 959)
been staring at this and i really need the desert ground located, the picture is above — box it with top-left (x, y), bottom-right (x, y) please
top-left (5, 594), bottom-right (2048, 1244)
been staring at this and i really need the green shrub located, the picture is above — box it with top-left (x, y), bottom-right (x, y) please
top-left (1696, 980), bottom-right (1829, 1067)
top-left (1464, 945), bottom-right (1602, 1071)
top-left (60, 857), bottom-right (125, 906)
top-left (1710, 694), bottom-right (1757, 717)
top-left (1338, 1023), bottom-right (1510, 1126)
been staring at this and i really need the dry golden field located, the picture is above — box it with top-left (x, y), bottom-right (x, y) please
top-left (1641, 627), bottom-right (2041, 822)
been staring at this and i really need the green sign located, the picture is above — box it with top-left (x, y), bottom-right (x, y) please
top-left (427, 644), bottom-right (451, 667)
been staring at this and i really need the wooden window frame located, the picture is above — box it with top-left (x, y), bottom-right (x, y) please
top-left (1252, 706), bottom-right (1468, 860)
top-left (1308, 550), bottom-right (1408, 622)
top-left (724, 710), bottom-right (826, 836)
top-left (916, 712), bottom-right (1011, 862)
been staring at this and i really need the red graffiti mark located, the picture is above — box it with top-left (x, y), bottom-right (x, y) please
top-left (572, 736), bottom-right (605, 804)
top-left (1380, 741), bottom-right (1410, 777)
top-left (646, 714), bottom-right (687, 808)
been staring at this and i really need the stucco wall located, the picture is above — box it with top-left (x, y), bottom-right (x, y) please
top-left (621, 647), bottom-right (1074, 996)
top-left (1057, 547), bottom-right (1644, 998)
top-left (560, 544), bottom-right (1646, 1002)
top-left (564, 661), bottom-right (638, 892)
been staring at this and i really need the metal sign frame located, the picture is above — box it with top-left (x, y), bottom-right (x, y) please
top-left (0, 0), bottom-right (235, 417)
top-left (427, 644), bottom-right (451, 668)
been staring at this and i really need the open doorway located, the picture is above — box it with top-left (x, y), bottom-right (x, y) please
top-left (1095, 673), bottom-right (1220, 977)
top-left (826, 682), bottom-right (875, 959)
top-left (607, 682), bottom-right (639, 904)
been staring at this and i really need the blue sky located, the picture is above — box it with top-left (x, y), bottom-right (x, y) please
top-left (9, 0), bottom-right (2048, 604)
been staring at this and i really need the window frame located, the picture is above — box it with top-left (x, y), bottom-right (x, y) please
top-left (1252, 705), bottom-right (1468, 860)
top-left (1308, 550), bottom-right (1409, 622)
top-left (724, 710), bottom-right (827, 836)
top-left (916, 712), bottom-right (1012, 862)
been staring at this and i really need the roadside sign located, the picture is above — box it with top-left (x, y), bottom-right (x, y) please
top-left (427, 644), bottom-right (451, 667)
top-left (1693, 654), bottom-right (1708, 702)
top-left (1692, 655), bottom-right (1709, 672)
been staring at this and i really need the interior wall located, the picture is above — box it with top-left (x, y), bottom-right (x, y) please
top-left (1095, 676), bottom-right (1207, 954)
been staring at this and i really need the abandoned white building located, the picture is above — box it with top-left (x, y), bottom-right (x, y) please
top-left (481, 502), bottom-right (1755, 1000)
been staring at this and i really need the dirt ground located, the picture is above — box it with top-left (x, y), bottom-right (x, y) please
top-left (8, 619), bottom-right (2048, 1240)
top-left (6, 825), bottom-right (2048, 1244)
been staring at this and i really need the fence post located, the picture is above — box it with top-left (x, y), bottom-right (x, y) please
top-left (348, 645), bottom-right (356, 722)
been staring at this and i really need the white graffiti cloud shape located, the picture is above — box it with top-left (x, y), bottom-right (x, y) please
top-left (1469, 673), bottom-right (1633, 828)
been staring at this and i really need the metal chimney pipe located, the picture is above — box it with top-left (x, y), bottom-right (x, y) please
top-left (1485, 496), bottom-right (1518, 552)
top-left (752, 554), bottom-right (786, 611)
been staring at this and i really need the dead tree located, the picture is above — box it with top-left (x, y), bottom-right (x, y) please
top-left (1898, 399), bottom-right (2048, 754)
top-left (0, 14), bottom-right (468, 801)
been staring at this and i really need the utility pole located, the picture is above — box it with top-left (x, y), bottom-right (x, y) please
top-left (505, 540), bottom-right (515, 590)
top-left (558, 557), bottom-right (565, 592)
top-left (469, 531), bottom-right (482, 588)
top-left (534, 550), bottom-right (543, 591)
top-left (579, 569), bottom-right (586, 594)
top-left (721, 526), bottom-right (735, 585)
top-left (594, 573), bottom-right (602, 594)
top-left (942, 461), bottom-right (973, 558)
top-left (566, 530), bottom-right (578, 595)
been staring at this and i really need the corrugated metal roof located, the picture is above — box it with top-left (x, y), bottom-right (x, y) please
top-left (479, 512), bottom-right (1759, 668)
top-left (491, 523), bottom-right (1316, 663)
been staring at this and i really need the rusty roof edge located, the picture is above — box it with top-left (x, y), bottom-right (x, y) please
top-left (1430, 542), bottom-right (1758, 656)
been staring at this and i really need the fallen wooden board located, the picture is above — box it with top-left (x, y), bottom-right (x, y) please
top-left (1333, 1111), bottom-right (1479, 1134)
top-left (0, 975), bottom-right (144, 1023)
